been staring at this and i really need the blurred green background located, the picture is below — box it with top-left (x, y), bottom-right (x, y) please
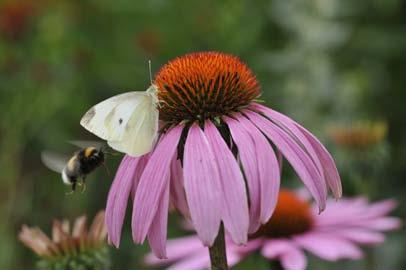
top-left (0, 0), bottom-right (405, 269)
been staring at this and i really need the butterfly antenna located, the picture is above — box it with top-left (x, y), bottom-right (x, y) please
top-left (104, 150), bottom-right (119, 157)
top-left (148, 60), bottom-right (153, 84)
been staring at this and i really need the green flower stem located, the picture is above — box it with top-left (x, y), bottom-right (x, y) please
top-left (209, 224), bottom-right (228, 270)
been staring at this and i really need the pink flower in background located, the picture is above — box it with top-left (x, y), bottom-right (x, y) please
top-left (104, 52), bottom-right (341, 258)
top-left (145, 190), bottom-right (401, 270)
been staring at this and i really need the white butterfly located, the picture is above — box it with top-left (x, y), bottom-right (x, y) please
top-left (80, 85), bottom-right (159, 157)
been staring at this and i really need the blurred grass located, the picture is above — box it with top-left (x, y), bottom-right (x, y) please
top-left (1, 0), bottom-right (405, 269)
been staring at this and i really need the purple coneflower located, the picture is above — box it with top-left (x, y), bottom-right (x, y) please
top-left (105, 52), bottom-right (341, 258)
top-left (145, 190), bottom-right (401, 270)
top-left (19, 211), bottom-right (109, 269)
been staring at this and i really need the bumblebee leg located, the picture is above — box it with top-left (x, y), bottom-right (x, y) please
top-left (81, 183), bottom-right (87, 193)
top-left (81, 178), bottom-right (87, 193)
top-left (65, 182), bottom-right (76, 195)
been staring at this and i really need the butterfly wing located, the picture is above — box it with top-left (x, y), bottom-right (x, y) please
top-left (107, 94), bottom-right (159, 156)
top-left (80, 88), bottom-right (159, 157)
top-left (80, 92), bottom-right (149, 141)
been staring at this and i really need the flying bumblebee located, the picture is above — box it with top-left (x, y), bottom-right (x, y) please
top-left (41, 141), bottom-right (110, 193)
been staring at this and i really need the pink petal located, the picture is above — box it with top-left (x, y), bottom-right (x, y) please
top-left (167, 250), bottom-right (210, 270)
top-left (261, 239), bottom-right (295, 258)
top-left (314, 198), bottom-right (400, 230)
top-left (261, 239), bottom-right (307, 270)
top-left (314, 198), bottom-right (370, 226)
top-left (170, 157), bottom-right (189, 217)
top-left (145, 236), bottom-right (205, 265)
top-left (361, 199), bottom-right (398, 219)
top-left (226, 250), bottom-right (244, 267)
top-left (204, 121), bottom-right (249, 244)
top-left (225, 116), bottom-right (261, 233)
top-left (105, 155), bottom-right (140, 247)
top-left (132, 126), bottom-right (182, 243)
top-left (295, 125), bottom-right (342, 199)
top-left (280, 249), bottom-right (307, 270)
top-left (245, 111), bottom-right (327, 212)
top-left (237, 114), bottom-right (281, 224)
top-left (130, 155), bottom-right (149, 199)
top-left (327, 228), bottom-right (385, 245)
top-left (147, 177), bottom-right (170, 259)
top-left (183, 124), bottom-right (222, 246)
top-left (294, 232), bottom-right (363, 261)
top-left (350, 217), bottom-right (402, 231)
top-left (253, 103), bottom-right (341, 199)
top-left (252, 104), bottom-right (324, 177)
top-left (229, 238), bottom-right (264, 255)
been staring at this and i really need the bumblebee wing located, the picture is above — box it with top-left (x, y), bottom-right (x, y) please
top-left (80, 91), bottom-right (151, 141)
top-left (107, 90), bottom-right (159, 157)
top-left (41, 151), bottom-right (69, 173)
top-left (68, 140), bottom-right (107, 150)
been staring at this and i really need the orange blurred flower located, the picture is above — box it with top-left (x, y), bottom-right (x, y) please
top-left (327, 121), bottom-right (388, 150)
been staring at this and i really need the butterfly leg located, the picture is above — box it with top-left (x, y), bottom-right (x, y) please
top-left (157, 99), bottom-right (169, 108)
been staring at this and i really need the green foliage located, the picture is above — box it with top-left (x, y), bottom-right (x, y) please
top-left (36, 247), bottom-right (111, 270)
